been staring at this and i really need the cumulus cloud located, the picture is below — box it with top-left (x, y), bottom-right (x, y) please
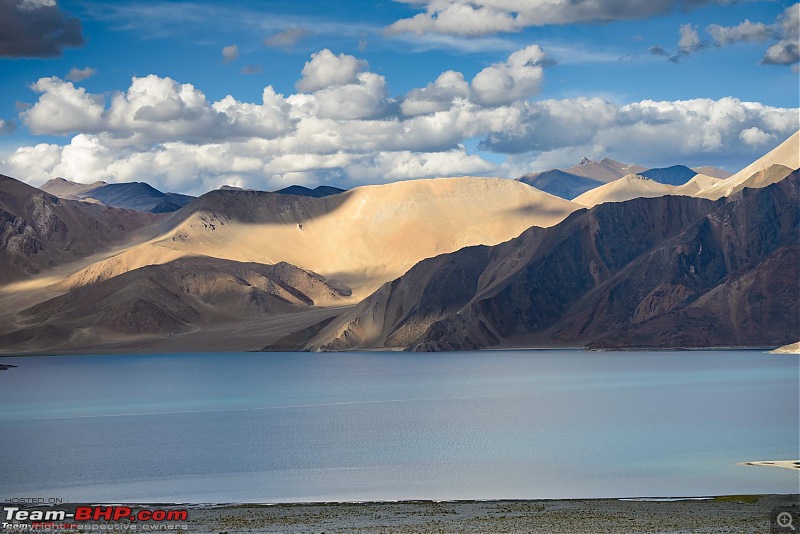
top-left (762, 3), bottom-right (799, 66)
top-left (0, 0), bottom-right (84, 57)
top-left (489, 96), bottom-right (798, 172)
top-left (264, 27), bottom-right (311, 48)
top-left (66, 67), bottom-right (96, 82)
top-left (739, 126), bottom-right (776, 146)
top-left (3, 46), bottom-right (798, 194)
top-left (401, 70), bottom-right (471, 116)
top-left (296, 49), bottom-right (367, 92)
top-left (471, 45), bottom-right (547, 106)
top-left (385, 0), bottom-right (730, 36)
top-left (22, 77), bottom-right (105, 135)
top-left (21, 74), bottom-right (294, 144)
top-left (222, 44), bottom-right (239, 63)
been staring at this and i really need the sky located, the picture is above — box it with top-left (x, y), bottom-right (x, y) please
top-left (0, 0), bottom-right (798, 195)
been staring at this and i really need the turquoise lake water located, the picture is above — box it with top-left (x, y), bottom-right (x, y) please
top-left (0, 350), bottom-right (797, 503)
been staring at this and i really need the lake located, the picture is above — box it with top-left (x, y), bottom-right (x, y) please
top-left (0, 350), bottom-right (797, 503)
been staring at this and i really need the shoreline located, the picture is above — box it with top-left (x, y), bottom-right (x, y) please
top-left (0, 345), bottom-right (794, 359)
top-left (10, 495), bottom-right (793, 533)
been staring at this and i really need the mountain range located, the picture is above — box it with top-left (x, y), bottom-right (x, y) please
top-left (0, 131), bottom-right (797, 354)
top-left (518, 158), bottom-right (731, 200)
top-left (40, 178), bottom-right (196, 213)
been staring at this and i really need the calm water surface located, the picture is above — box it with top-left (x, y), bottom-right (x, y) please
top-left (0, 350), bottom-right (797, 502)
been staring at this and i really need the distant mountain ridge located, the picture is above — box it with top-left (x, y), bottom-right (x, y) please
top-left (41, 178), bottom-right (195, 213)
top-left (518, 157), bottom-right (646, 199)
top-left (519, 160), bottom-right (735, 201)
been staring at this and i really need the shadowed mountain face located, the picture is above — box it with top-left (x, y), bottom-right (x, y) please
top-left (274, 185), bottom-right (346, 198)
top-left (640, 165), bottom-right (697, 186)
top-left (0, 175), bottom-right (158, 284)
top-left (518, 158), bottom-right (647, 199)
top-left (41, 178), bottom-right (195, 213)
top-left (299, 172), bottom-right (799, 351)
top-left (0, 257), bottom-right (350, 352)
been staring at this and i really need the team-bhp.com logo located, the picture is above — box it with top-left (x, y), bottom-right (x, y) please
top-left (2, 506), bottom-right (188, 531)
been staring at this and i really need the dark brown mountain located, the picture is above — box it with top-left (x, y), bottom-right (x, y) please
top-left (0, 256), bottom-right (349, 352)
top-left (296, 171), bottom-right (799, 351)
top-left (0, 174), bottom-right (159, 284)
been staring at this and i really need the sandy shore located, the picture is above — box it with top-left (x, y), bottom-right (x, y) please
top-left (172, 495), bottom-right (798, 533)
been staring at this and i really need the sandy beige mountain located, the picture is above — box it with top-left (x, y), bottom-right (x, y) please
top-left (696, 131), bottom-right (800, 200)
top-left (572, 174), bottom-right (677, 207)
top-left (673, 174), bottom-right (722, 196)
top-left (59, 177), bottom-right (580, 300)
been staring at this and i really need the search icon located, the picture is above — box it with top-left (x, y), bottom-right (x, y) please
top-left (778, 511), bottom-right (796, 531)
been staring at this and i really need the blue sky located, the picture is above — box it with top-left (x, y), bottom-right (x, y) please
top-left (0, 0), bottom-right (797, 194)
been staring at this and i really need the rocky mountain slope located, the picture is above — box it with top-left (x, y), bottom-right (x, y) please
top-left (298, 172), bottom-right (798, 351)
top-left (0, 174), bottom-right (158, 284)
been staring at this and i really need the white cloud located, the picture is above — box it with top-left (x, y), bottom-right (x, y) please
top-left (762, 3), bottom-right (799, 65)
top-left (678, 23), bottom-right (702, 53)
top-left (296, 49), bottom-right (367, 92)
top-left (401, 70), bottom-right (470, 116)
top-left (706, 20), bottom-right (772, 45)
top-left (21, 74), bottom-right (294, 144)
top-left (312, 72), bottom-right (390, 120)
top-left (386, 0), bottom-right (730, 36)
top-left (690, 4), bottom-right (799, 67)
top-left (66, 66), bottom-right (96, 82)
top-left (3, 46), bottom-right (798, 194)
top-left (221, 44), bottom-right (238, 63)
top-left (471, 45), bottom-right (547, 106)
top-left (739, 126), bottom-right (776, 146)
top-left (22, 77), bottom-right (105, 134)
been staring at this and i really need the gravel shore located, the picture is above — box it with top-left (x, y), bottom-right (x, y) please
top-left (177, 494), bottom-right (798, 533)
